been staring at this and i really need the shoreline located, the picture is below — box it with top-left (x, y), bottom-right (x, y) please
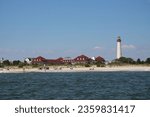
top-left (0, 66), bottom-right (150, 73)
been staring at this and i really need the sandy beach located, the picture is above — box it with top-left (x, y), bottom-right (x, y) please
top-left (0, 66), bottom-right (150, 73)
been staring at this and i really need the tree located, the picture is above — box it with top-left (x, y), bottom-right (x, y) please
top-left (85, 64), bottom-right (90, 67)
top-left (3, 60), bottom-right (11, 66)
top-left (137, 58), bottom-right (141, 64)
top-left (118, 57), bottom-right (135, 64)
top-left (96, 61), bottom-right (105, 67)
top-left (13, 60), bottom-right (21, 66)
top-left (0, 63), bottom-right (4, 68)
top-left (18, 62), bottom-right (25, 68)
top-left (145, 58), bottom-right (150, 64)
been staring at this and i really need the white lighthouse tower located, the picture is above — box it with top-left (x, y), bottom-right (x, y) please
top-left (116, 36), bottom-right (122, 59)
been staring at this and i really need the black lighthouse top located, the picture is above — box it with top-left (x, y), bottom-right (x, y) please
top-left (117, 36), bottom-right (121, 42)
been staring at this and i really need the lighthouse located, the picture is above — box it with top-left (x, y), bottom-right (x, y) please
top-left (116, 36), bottom-right (122, 59)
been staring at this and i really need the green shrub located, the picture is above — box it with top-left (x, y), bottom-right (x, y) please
top-left (0, 64), bottom-right (4, 68)
top-left (96, 63), bottom-right (100, 67)
top-left (32, 64), bottom-right (38, 68)
top-left (18, 64), bottom-right (24, 68)
top-left (85, 64), bottom-right (90, 67)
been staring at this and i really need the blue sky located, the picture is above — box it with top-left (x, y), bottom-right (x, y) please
top-left (0, 0), bottom-right (150, 61)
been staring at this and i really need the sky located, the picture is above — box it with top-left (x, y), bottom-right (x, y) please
top-left (0, 0), bottom-right (150, 61)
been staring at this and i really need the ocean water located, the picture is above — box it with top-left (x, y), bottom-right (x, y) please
top-left (0, 72), bottom-right (150, 100)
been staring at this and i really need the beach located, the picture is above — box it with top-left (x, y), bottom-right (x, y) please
top-left (0, 66), bottom-right (150, 73)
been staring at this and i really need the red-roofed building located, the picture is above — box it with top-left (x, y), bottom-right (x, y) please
top-left (74, 55), bottom-right (90, 63)
top-left (32, 56), bottom-right (64, 65)
top-left (63, 57), bottom-right (74, 64)
top-left (95, 56), bottom-right (105, 63)
top-left (56, 57), bottom-right (64, 62)
top-left (31, 55), bottom-right (105, 65)
top-left (45, 57), bottom-right (64, 65)
top-left (32, 56), bottom-right (46, 64)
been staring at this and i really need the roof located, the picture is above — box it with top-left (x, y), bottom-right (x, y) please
top-left (35, 56), bottom-right (46, 60)
top-left (95, 56), bottom-right (105, 62)
top-left (117, 36), bottom-right (121, 42)
top-left (56, 57), bottom-right (64, 61)
top-left (63, 57), bottom-right (73, 60)
top-left (74, 55), bottom-right (89, 61)
top-left (25, 58), bottom-right (32, 61)
top-left (76, 55), bottom-right (89, 58)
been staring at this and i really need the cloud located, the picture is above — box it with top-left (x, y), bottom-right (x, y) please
top-left (93, 46), bottom-right (103, 50)
top-left (122, 44), bottom-right (136, 49)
